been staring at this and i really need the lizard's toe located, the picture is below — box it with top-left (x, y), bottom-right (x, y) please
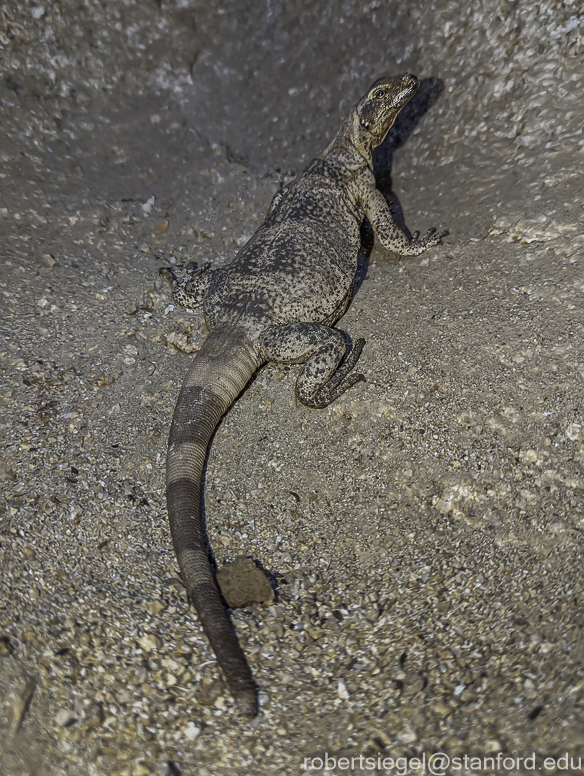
top-left (159, 266), bottom-right (178, 286)
top-left (423, 227), bottom-right (449, 247)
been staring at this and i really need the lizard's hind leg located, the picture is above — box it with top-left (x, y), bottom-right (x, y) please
top-left (159, 261), bottom-right (211, 310)
top-left (259, 323), bottom-right (365, 409)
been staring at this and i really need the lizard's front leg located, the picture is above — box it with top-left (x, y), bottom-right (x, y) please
top-left (365, 185), bottom-right (448, 257)
top-left (259, 323), bottom-right (365, 409)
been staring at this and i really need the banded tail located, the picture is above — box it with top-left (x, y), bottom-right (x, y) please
top-left (165, 325), bottom-right (260, 716)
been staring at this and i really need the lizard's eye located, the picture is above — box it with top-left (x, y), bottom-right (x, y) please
top-left (373, 89), bottom-right (386, 99)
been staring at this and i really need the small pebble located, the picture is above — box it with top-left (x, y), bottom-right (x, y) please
top-left (56, 709), bottom-right (78, 727)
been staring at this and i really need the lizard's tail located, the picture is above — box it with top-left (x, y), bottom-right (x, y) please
top-left (166, 325), bottom-right (260, 716)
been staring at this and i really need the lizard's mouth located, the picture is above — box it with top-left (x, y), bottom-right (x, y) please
top-left (391, 83), bottom-right (417, 107)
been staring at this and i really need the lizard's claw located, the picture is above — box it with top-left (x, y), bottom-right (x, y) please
top-left (159, 262), bottom-right (206, 289)
top-left (417, 227), bottom-right (449, 249)
top-left (159, 266), bottom-right (179, 287)
top-left (430, 228), bottom-right (449, 244)
top-left (405, 226), bottom-right (449, 256)
top-left (159, 262), bottom-right (212, 310)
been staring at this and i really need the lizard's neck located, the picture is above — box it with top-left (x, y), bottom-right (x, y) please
top-left (322, 112), bottom-right (376, 172)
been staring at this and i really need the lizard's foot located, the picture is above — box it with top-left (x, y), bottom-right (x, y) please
top-left (259, 324), bottom-right (366, 410)
top-left (298, 337), bottom-right (366, 409)
top-left (159, 262), bottom-right (211, 309)
top-left (159, 265), bottom-right (179, 286)
top-left (410, 226), bottom-right (449, 254)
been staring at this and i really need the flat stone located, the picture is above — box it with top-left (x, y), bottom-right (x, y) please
top-left (216, 556), bottom-right (274, 608)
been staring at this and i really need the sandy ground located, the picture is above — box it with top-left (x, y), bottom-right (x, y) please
top-left (1, 1), bottom-right (584, 774)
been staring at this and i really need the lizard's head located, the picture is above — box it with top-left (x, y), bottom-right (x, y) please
top-left (350, 73), bottom-right (419, 158)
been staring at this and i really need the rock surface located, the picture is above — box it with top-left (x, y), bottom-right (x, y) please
top-left (1, 1), bottom-right (584, 774)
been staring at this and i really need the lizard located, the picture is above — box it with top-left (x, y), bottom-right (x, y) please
top-left (159, 73), bottom-right (448, 717)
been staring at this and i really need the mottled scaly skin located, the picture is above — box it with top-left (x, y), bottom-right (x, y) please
top-left (160, 73), bottom-right (447, 716)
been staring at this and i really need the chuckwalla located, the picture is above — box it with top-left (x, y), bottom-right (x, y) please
top-left (159, 73), bottom-right (447, 716)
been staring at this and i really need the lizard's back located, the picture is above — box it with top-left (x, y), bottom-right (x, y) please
top-left (217, 157), bottom-right (365, 329)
